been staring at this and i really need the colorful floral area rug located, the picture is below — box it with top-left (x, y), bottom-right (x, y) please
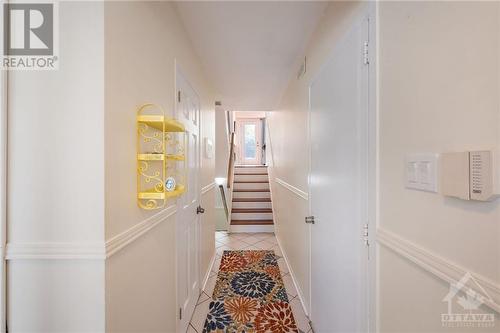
top-left (203, 250), bottom-right (298, 333)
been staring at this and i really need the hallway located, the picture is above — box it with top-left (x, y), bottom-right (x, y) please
top-left (0, 1), bottom-right (499, 332)
top-left (188, 232), bottom-right (311, 333)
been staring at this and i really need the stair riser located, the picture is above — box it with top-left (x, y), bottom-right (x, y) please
top-left (232, 202), bottom-right (272, 209)
top-left (234, 167), bottom-right (268, 174)
top-left (234, 174), bottom-right (269, 182)
top-left (230, 225), bottom-right (274, 233)
top-left (231, 212), bottom-right (273, 220)
top-left (233, 182), bottom-right (269, 190)
top-left (232, 192), bottom-right (270, 199)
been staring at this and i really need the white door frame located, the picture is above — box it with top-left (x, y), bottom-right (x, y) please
top-left (367, 3), bottom-right (378, 332)
top-left (306, 3), bottom-right (377, 332)
top-left (0, 63), bottom-right (7, 333)
top-left (236, 118), bottom-right (262, 165)
top-left (174, 62), bottom-right (202, 333)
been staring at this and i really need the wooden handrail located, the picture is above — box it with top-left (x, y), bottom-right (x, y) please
top-left (218, 185), bottom-right (229, 219)
top-left (227, 131), bottom-right (235, 188)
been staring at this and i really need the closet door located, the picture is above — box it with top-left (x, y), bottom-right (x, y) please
top-left (309, 16), bottom-right (370, 333)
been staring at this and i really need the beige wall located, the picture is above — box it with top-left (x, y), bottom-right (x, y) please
top-left (215, 106), bottom-right (230, 230)
top-left (7, 2), bottom-right (105, 331)
top-left (267, 1), bottom-right (370, 313)
top-left (234, 111), bottom-right (266, 119)
top-left (270, 1), bottom-right (500, 331)
top-left (378, 1), bottom-right (500, 331)
top-left (104, 2), bottom-right (215, 331)
top-left (215, 106), bottom-right (229, 179)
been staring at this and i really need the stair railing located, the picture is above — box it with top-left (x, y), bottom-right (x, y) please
top-left (227, 131), bottom-right (236, 189)
top-left (218, 184), bottom-right (229, 219)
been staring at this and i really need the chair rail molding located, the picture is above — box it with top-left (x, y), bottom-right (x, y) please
top-left (6, 206), bottom-right (178, 260)
top-left (201, 182), bottom-right (216, 195)
top-left (6, 242), bottom-right (106, 260)
top-left (106, 205), bottom-right (176, 257)
top-left (377, 228), bottom-right (500, 313)
top-left (275, 178), bottom-right (308, 200)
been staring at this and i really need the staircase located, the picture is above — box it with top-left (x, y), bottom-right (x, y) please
top-left (230, 165), bottom-right (274, 232)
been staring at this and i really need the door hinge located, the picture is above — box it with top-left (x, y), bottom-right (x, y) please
top-left (305, 216), bottom-right (315, 224)
top-left (363, 223), bottom-right (369, 246)
top-left (178, 90), bottom-right (181, 103)
top-left (363, 41), bottom-right (369, 65)
top-left (179, 307), bottom-right (182, 320)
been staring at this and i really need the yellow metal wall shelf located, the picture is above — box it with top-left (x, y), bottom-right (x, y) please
top-left (166, 154), bottom-right (185, 161)
top-left (137, 153), bottom-right (165, 161)
top-left (138, 188), bottom-right (166, 200)
top-left (137, 103), bottom-right (186, 210)
top-left (165, 184), bottom-right (186, 198)
top-left (137, 115), bottom-right (185, 132)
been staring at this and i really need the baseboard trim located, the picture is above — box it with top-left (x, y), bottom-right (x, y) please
top-left (275, 178), bottom-right (308, 200)
top-left (377, 228), bottom-right (500, 313)
top-left (106, 205), bottom-right (177, 258)
top-left (202, 252), bottom-right (217, 292)
top-left (202, 182), bottom-right (216, 195)
top-left (275, 234), bottom-right (309, 317)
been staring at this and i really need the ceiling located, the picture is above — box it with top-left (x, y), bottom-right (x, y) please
top-left (175, 1), bottom-right (327, 111)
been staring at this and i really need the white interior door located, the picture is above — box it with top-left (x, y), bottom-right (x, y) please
top-left (176, 68), bottom-right (201, 333)
top-left (238, 119), bottom-right (262, 165)
top-left (309, 16), bottom-right (370, 333)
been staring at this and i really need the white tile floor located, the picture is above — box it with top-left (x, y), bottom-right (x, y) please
top-left (187, 232), bottom-right (312, 333)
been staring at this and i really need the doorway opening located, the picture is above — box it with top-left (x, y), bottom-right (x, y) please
top-left (234, 112), bottom-right (266, 166)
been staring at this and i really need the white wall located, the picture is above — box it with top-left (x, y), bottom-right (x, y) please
top-left (5, 2), bottom-right (216, 331)
top-left (215, 106), bottom-right (230, 230)
top-left (104, 2), bottom-right (215, 331)
top-left (270, 1), bottom-right (500, 331)
top-left (267, 1), bottom-right (370, 313)
top-left (378, 2), bottom-right (500, 331)
top-left (6, 2), bottom-right (105, 331)
top-left (0, 55), bottom-right (6, 333)
top-left (234, 111), bottom-right (266, 119)
top-left (215, 106), bottom-right (229, 179)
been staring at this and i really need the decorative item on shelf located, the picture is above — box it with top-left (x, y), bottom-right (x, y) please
top-left (137, 103), bottom-right (187, 210)
top-left (165, 177), bottom-right (176, 192)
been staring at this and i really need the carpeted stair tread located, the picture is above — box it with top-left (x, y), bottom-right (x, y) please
top-left (232, 208), bottom-right (272, 213)
top-left (233, 180), bottom-right (269, 183)
top-left (230, 220), bottom-right (274, 225)
top-left (233, 189), bottom-right (270, 192)
top-left (234, 173), bottom-right (268, 175)
top-left (232, 198), bottom-right (271, 202)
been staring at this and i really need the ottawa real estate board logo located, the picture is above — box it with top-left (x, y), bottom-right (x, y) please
top-left (441, 272), bottom-right (496, 329)
top-left (1, 2), bottom-right (58, 70)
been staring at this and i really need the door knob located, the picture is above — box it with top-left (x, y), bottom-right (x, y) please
top-left (196, 205), bottom-right (205, 214)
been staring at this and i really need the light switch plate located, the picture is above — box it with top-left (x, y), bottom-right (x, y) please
top-left (204, 138), bottom-right (213, 159)
top-left (405, 153), bottom-right (439, 193)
